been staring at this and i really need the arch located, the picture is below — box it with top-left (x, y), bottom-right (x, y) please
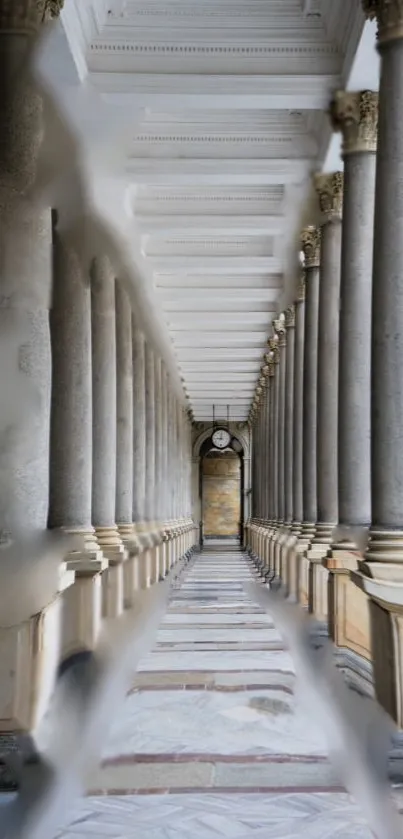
top-left (192, 424), bottom-right (250, 460)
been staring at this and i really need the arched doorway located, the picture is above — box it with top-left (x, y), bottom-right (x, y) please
top-left (198, 435), bottom-right (244, 545)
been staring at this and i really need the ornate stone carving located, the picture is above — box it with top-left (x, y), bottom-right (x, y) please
top-left (301, 226), bottom-right (321, 268)
top-left (314, 171), bottom-right (344, 221)
top-left (268, 338), bottom-right (280, 363)
top-left (330, 90), bottom-right (378, 155)
top-left (273, 315), bottom-right (286, 346)
top-left (0, 0), bottom-right (63, 32)
top-left (362, 0), bottom-right (403, 44)
top-left (296, 269), bottom-right (306, 302)
top-left (285, 305), bottom-right (296, 329)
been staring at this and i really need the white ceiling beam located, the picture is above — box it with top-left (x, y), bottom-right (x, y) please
top-left (154, 274), bottom-right (283, 289)
top-left (169, 314), bottom-right (272, 329)
top-left (180, 362), bottom-right (260, 371)
top-left (173, 332), bottom-right (268, 346)
top-left (149, 257), bottom-right (282, 272)
top-left (91, 74), bottom-right (341, 110)
top-left (162, 298), bottom-right (277, 312)
top-left (138, 215), bottom-right (284, 236)
top-left (176, 347), bottom-right (264, 359)
top-left (128, 158), bottom-right (311, 184)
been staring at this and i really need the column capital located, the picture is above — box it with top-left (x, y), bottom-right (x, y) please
top-left (301, 226), bottom-right (321, 268)
top-left (0, 0), bottom-right (64, 32)
top-left (330, 90), bottom-right (378, 155)
top-left (285, 305), bottom-right (296, 329)
top-left (273, 314), bottom-right (286, 347)
top-left (264, 351), bottom-right (276, 376)
top-left (268, 337), bottom-right (280, 363)
top-left (314, 171), bottom-right (344, 222)
top-left (362, 0), bottom-right (403, 44)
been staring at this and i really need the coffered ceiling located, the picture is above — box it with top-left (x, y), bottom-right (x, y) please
top-left (58, 0), bottom-right (367, 421)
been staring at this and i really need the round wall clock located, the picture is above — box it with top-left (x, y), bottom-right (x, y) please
top-left (212, 428), bottom-right (231, 449)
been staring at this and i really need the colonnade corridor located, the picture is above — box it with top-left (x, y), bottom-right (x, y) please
top-left (54, 548), bottom-right (374, 838)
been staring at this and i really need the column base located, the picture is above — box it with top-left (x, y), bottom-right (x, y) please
top-left (352, 528), bottom-right (403, 726)
top-left (0, 594), bottom-right (67, 734)
top-left (297, 522), bottom-right (316, 607)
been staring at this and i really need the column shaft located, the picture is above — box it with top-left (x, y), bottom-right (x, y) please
top-left (49, 224), bottom-right (94, 538)
top-left (293, 281), bottom-right (305, 528)
top-left (284, 308), bottom-right (295, 525)
top-left (91, 256), bottom-right (118, 532)
top-left (132, 326), bottom-right (146, 526)
top-left (301, 229), bottom-right (321, 534)
top-left (115, 280), bottom-right (134, 533)
top-left (144, 342), bottom-right (156, 524)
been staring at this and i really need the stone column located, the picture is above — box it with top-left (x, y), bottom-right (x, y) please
top-left (160, 364), bottom-right (170, 575)
top-left (91, 257), bottom-right (123, 558)
top-left (325, 90), bottom-right (377, 669)
top-left (49, 220), bottom-right (105, 662)
top-left (0, 6), bottom-right (57, 544)
top-left (268, 336), bottom-right (279, 570)
top-left (115, 281), bottom-right (137, 605)
top-left (0, 0), bottom-right (70, 741)
top-left (132, 325), bottom-right (148, 587)
top-left (115, 280), bottom-right (134, 541)
top-left (286, 275), bottom-right (306, 599)
top-left (351, 2), bottom-right (403, 724)
top-left (309, 172), bottom-right (343, 627)
top-left (278, 305), bottom-right (296, 584)
top-left (298, 228), bottom-right (321, 606)
top-left (154, 355), bottom-right (164, 579)
top-left (144, 340), bottom-right (158, 584)
top-left (271, 316), bottom-right (286, 575)
top-left (91, 257), bottom-right (125, 618)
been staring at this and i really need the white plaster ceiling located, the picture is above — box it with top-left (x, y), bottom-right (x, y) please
top-left (57, 0), bottom-right (370, 421)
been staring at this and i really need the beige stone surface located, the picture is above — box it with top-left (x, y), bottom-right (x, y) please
top-left (202, 453), bottom-right (241, 537)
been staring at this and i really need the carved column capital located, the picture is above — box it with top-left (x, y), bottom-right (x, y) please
top-left (0, 0), bottom-right (64, 33)
top-left (330, 90), bottom-right (378, 155)
top-left (285, 305), bottom-right (296, 329)
top-left (268, 338), bottom-right (280, 363)
top-left (314, 171), bottom-right (344, 222)
top-left (301, 226), bottom-right (321, 268)
top-left (363, 0), bottom-right (403, 44)
top-left (273, 315), bottom-right (286, 347)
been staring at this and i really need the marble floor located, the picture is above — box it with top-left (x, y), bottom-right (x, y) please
top-left (55, 550), bottom-right (380, 837)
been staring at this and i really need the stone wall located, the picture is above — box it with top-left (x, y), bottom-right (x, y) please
top-left (202, 452), bottom-right (241, 537)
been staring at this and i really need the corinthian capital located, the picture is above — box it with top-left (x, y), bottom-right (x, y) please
top-left (330, 90), bottom-right (378, 155)
top-left (301, 226), bottom-right (321, 268)
top-left (314, 171), bottom-right (344, 222)
top-left (0, 0), bottom-right (64, 32)
top-left (363, 0), bottom-right (403, 44)
top-left (285, 305), bottom-right (296, 329)
top-left (273, 315), bottom-right (286, 347)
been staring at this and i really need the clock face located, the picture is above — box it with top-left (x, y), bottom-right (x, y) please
top-left (212, 428), bottom-right (231, 449)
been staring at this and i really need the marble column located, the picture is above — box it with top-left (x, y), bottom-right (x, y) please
top-left (49, 218), bottom-right (106, 661)
top-left (154, 355), bottom-right (164, 579)
top-left (144, 341), bottom-right (159, 583)
top-left (160, 364), bottom-right (170, 575)
top-left (351, 2), bottom-right (403, 724)
top-left (0, 6), bottom-right (57, 544)
top-left (115, 281), bottom-right (137, 604)
top-left (278, 305), bottom-right (296, 583)
top-left (132, 325), bottom-right (148, 586)
top-left (309, 172), bottom-right (343, 625)
top-left (268, 336), bottom-right (279, 570)
top-left (298, 228), bottom-right (321, 606)
top-left (49, 222), bottom-right (98, 553)
top-left (91, 256), bottom-right (123, 558)
top-left (271, 316), bottom-right (286, 575)
top-left (325, 91), bottom-right (377, 664)
top-left (286, 274), bottom-right (306, 599)
top-left (115, 280), bottom-right (134, 541)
